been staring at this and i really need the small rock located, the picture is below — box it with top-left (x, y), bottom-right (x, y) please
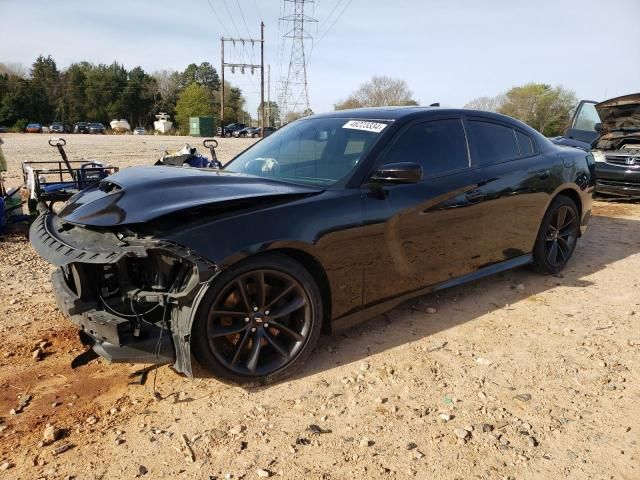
top-left (115, 438), bottom-right (125, 445)
top-left (454, 428), bottom-right (471, 440)
top-left (438, 413), bottom-right (453, 422)
top-left (359, 437), bottom-right (374, 447)
top-left (405, 442), bottom-right (417, 450)
top-left (32, 348), bottom-right (43, 361)
top-left (528, 436), bottom-right (538, 447)
top-left (360, 362), bottom-right (370, 371)
top-left (375, 397), bottom-right (387, 404)
top-left (413, 450), bottom-right (425, 459)
top-left (256, 468), bottom-right (271, 478)
top-left (481, 423), bottom-right (494, 433)
top-left (229, 425), bottom-right (245, 435)
top-left (475, 357), bottom-right (493, 366)
top-left (109, 408), bottom-right (118, 415)
top-left (426, 307), bottom-right (437, 314)
top-left (626, 310), bottom-right (636, 317)
top-left (53, 443), bottom-right (71, 455)
top-left (426, 341), bottom-right (447, 352)
top-left (0, 462), bottom-right (13, 470)
top-left (51, 401), bottom-right (61, 408)
top-left (308, 424), bottom-right (331, 435)
top-left (138, 465), bottom-right (148, 476)
top-left (515, 283), bottom-right (525, 292)
top-left (85, 415), bottom-right (98, 425)
top-left (43, 424), bottom-right (62, 443)
top-left (515, 394), bottom-right (532, 402)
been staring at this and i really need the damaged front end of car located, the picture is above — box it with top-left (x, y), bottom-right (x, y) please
top-left (30, 211), bottom-right (219, 376)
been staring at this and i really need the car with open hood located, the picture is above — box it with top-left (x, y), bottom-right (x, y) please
top-left (30, 107), bottom-right (595, 384)
top-left (551, 93), bottom-right (640, 198)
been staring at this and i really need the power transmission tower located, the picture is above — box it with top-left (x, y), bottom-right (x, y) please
top-left (280, 0), bottom-right (316, 121)
top-left (220, 22), bottom-right (265, 135)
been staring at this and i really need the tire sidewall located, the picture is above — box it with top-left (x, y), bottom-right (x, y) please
top-left (191, 253), bottom-right (323, 385)
top-left (532, 195), bottom-right (579, 274)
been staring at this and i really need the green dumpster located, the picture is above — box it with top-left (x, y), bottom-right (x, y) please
top-left (189, 117), bottom-right (216, 137)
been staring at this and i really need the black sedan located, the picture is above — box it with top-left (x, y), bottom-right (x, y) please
top-left (30, 107), bottom-right (595, 384)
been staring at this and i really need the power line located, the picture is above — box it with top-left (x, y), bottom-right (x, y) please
top-left (252, 0), bottom-right (263, 20)
top-left (221, 0), bottom-right (243, 38)
top-left (236, 0), bottom-right (253, 39)
top-left (206, 0), bottom-right (232, 38)
top-left (317, 0), bottom-right (352, 42)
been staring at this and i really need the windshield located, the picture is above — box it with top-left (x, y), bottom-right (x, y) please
top-left (224, 117), bottom-right (389, 186)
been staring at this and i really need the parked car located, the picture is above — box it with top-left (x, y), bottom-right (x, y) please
top-left (218, 122), bottom-right (246, 137)
top-left (30, 107), bottom-right (595, 384)
top-left (234, 126), bottom-right (277, 138)
top-left (233, 126), bottom-right (256, 138)
top-left (73, 122), bottom-right (90, 134)
top-left (133, 127), bottom-right (146, 135)
top-left (50, 122), bottom-right (65, 134)
top-left (89, 123), bottom-right (106, 134)
top-left (256, 126), bottom-right (276, 138)
top-left (25, 123), bottom-right (42, 133)
top-left (551, 93), bottom-right (640, 198)
top-left (0, 127), bottom-right (7, 133)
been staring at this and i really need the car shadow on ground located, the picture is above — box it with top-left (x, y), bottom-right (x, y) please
top-left (191, 211), bottom-right (640, 387)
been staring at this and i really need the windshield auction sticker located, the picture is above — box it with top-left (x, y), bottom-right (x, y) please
top-left (342, 120), bottom-right (387, 133)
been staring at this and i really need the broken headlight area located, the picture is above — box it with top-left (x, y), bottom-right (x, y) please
top-left (56, 245), bottom-right (218, 375)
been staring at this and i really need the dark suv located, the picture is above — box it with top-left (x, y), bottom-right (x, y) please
top-left (218, 123), bottom-right (246, 137)
top-left (73, 122), bottom-right (90, 134)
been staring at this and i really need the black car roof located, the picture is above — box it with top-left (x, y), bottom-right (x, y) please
top-left (308, 106), bottom-right (544, 139)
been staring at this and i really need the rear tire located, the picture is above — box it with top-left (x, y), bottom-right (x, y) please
top-left (191, 253), bottom-right (323, 385)
top-left (532, 195), bottom-right (580, 274)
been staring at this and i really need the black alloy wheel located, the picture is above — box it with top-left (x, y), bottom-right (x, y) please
top-left (544, 204), bottom-right (578, 267)
top-left (192, 254), bottom-right (322, 384)
top-left (533, 195), bottom-right (580, 274)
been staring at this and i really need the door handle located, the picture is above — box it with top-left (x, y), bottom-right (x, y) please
top-left (536, 169), bottom-right (550, 179)
top-left (465, 189), bottom-right (485, 203)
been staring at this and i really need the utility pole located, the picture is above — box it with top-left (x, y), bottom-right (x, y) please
top-left (260, 21), bottom-right (265, 137)
top-left (280, 0), bottom-right (316, 120)
top-left (220, 38), bottom-right (225, 128)
top-left (267, 64), bottom-right (271, 127)
top-left (219, 25), bottom-right (264, 136)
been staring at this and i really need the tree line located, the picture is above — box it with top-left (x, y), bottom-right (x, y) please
top-left (336, 76), bottom-right (577, 137)
top-left (0, 55), bottom-right (252, 132)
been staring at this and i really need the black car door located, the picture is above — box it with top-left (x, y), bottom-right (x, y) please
top-left (465, 117), bottom-right (554, 264)
top-left (360, 116), bottom-right (488, 305)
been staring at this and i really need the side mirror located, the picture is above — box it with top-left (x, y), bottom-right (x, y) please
top-left (594, 122), bottom-right (603, 133)
top-left (369, 162), bottom-right (422, 184)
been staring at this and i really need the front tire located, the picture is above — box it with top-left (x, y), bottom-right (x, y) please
top-left (532, 195), bottom-right (580, 274)
top-left (191, 253), bottom-right (323, 385)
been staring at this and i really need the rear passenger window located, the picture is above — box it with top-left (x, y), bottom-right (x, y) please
top-left (515, 130), bottom-right (534, 156)
top-left (384, 118), bottom-right (469, 177)
top-left (468, 120), bottom-right (520, 165)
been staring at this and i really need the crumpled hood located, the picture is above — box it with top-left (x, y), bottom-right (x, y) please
top-left (58, 166), bottom-right (323, 227)
top-left (596, 93), bottom-right (640, 133)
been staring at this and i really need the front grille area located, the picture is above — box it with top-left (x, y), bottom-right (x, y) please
top-left (605, 155), bottom-right (640, 168)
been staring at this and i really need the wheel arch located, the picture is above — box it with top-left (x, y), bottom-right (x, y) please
top-left (550, 186), bottom-right (583, 233)
top-left (269, 248), bottom-right (333, 334)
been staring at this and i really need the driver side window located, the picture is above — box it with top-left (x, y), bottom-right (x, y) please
top-left (384, 118), bottom-right (470, 178)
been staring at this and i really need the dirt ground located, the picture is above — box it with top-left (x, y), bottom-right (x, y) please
top-left (0, 133), bottom-right (639, 479)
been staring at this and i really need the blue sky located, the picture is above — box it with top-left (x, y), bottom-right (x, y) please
top-left (1, 0), bottom-right (639, 116)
